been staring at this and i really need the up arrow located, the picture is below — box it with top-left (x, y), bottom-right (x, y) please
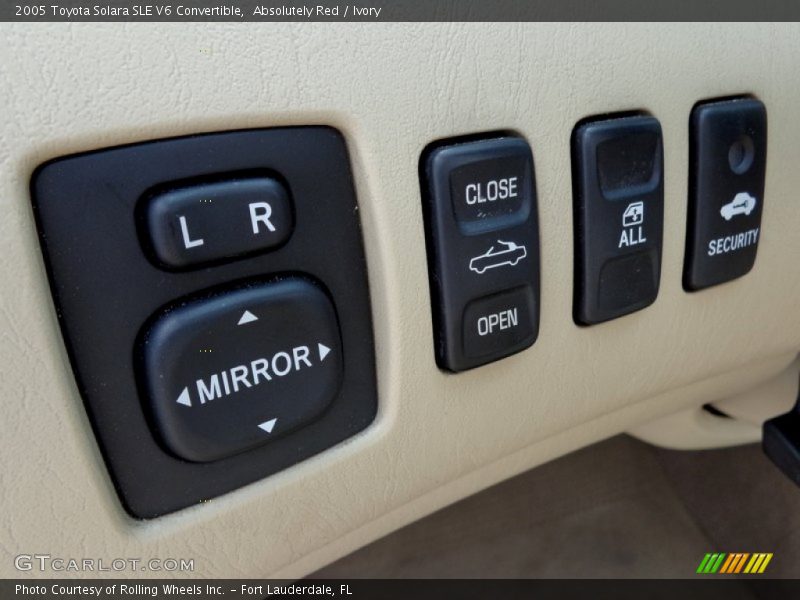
top-left (237, 310), bottom-right (259, 326)
top-left (176, 387), bottom-right (192, 407)
top-left (318, 343), bottom-right (331, 361)
top-left (258, 418), bottom-right (277, 434)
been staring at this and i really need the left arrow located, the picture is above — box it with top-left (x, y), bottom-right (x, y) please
top-left (176, 387), bottom-right (192, 407)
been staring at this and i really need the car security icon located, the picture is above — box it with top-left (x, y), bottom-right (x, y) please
top-left (720, 192), bottom-right (757, 221)
top-left (469, 240), bottom-right (527, 275)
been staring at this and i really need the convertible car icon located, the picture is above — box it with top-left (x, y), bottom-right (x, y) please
top-left (720, 192), bottom-right (757, 221)
top-left (469, 240), bottom-right (527, 274)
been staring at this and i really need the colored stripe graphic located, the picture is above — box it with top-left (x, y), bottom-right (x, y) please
top-left (697, 554), bottom-right (713, 573)
top-left (744, 554), bottom-right (758, 573)
top-left (723, 553), bottom-right (740, 574)
top-left (699, 553), bottom-right (718, 573)
top-left (698, 553), bottom-right (727, 573)
top-left (719, 554), bottom-right (735, 573)
top-left (758, 553), bottom-right (773, 573)
top-left (710, 553), bottom-right (726, 573)
top-left (733, 553), bottom-right (749, 573)
top-left (699, 552), bottom-right (773, 575)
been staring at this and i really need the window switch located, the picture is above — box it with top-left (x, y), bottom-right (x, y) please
top-left (572, 115), bottom-right (664, 325)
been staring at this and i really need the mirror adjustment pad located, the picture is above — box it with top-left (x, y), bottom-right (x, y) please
top-left (141, 279), bottom-right (342, 463)
top-left (572, 115), bottom-right (664, 325)
top-left (32, 127), bottom-right (377, 518)
top-left (421, 135), bottom-right (540, 372)
top-left (684, 97), bottom-right (767, 291)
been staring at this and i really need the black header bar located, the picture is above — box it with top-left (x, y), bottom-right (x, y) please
top-left (4, 0), bottom-right (800, 22)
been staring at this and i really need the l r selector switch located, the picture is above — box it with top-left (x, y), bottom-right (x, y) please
top-left (143, 176), bottom-right (293, 269)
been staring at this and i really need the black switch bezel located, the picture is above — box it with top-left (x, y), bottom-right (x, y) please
top-left (31, 127), bottom-right (377, 519)
top-left (684, 96), bottom-right (767, 292)
top-left (420, 133), bottom-right (541, 372)
top-left (571, 113), bottom-right (664, 325)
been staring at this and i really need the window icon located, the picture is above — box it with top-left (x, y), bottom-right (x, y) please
top-left (622, 201), bottom-right (644, 228)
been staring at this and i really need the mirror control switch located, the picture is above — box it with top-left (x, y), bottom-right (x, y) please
top-left (140, 279), bottom-right (342, 463)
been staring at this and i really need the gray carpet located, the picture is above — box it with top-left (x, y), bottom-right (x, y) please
top-left (310, 436), bottom-right (800, 579)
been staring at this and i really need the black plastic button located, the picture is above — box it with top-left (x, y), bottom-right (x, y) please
top-left (462, 286), bottom-right (536, 359)
top-left (422, 135), bottom-right (540, 372)
top-left (143, 176), bottom-right (293, 269)
top-left (449, 155), bottom-right (529, 231)
top-left (572, 115), bottom-right (664, 325)
top-left (684, 97), bottom-right (767, 291)
top-left (139, 279), bottom-right (342, 463)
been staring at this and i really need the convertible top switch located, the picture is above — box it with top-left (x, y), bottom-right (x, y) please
top-left (421, 135), bottom-right (540, 372)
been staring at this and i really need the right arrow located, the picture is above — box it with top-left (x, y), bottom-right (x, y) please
top-left (318, 343), bottom-right (331, 361)
top-left (176, 387), bottom-right (192, 407)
